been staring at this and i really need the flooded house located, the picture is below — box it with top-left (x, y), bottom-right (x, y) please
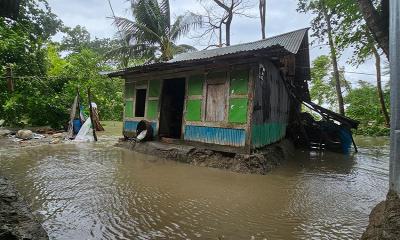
top-left (109, 28), bottom-right (312, 154)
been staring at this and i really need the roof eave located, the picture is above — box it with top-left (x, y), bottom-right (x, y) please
top-left (107, 45), bottom-right (290, 78)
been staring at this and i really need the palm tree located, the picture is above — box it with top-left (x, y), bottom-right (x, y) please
top-left (111, 0), bottom-right (201, 63)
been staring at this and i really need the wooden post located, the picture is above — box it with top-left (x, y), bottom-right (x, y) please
top-left (88, 88), bottom-right (98, 142)
top-left (76, 87), bottom-right (82, 123)
top-left (6, 65), bottom-right (14, 92)
top-left (351, 133), bottom-right (358, 153)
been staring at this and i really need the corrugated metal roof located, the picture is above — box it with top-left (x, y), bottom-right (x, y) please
top-left (108, 28), bottom-right (308, 77)
top-left (169, 28), bottom-right (308, 63)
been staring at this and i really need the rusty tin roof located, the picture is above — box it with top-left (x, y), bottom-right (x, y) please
top-left (108, 28), bottom-right (309, 77)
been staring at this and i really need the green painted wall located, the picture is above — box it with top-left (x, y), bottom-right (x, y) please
top-left (227, 70), bottom-right (249, 124)
top-left (146, 100), bottom-right (159, 120)
top-left (125, 100), bottom-right (134, 118)
top-left (148, 80), bottom-right (161, 97)
top-left (188, 75), bottom-right (204, 96)
top-left (230, 70), bottom-right (248, 95)
top-left (251, 123), bottom-right (287, 148)
top-left (228, 98), bottom-right (248, 123)
top-left (186, 99), bottom-right (202, 121)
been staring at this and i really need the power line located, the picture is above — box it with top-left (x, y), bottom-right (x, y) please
top-left (0, 76), bottom-right (76, 80)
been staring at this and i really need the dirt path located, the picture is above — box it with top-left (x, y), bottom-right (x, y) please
top-left (116, 139), bottom-right (295, 175)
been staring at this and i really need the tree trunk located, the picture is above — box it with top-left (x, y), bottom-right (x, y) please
top-left (6, 65), bottom-right (14, 92)
top-left (225, 15), bottom-right (232, 46)
top-left (218, 22), bottom-right (223, 47)
top-left (324, 10), bottom-right (345, 116)
top-left (212, 0), bottom-right (232, 46)
top-left (259, 0), bottom-right (266, 39)
top-left (357, 0), bottom-right (389, 59)
top-left (372, 45), bottom-right (390, 127)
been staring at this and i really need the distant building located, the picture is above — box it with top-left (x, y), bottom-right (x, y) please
top-left (109, 28), bottom-right (311, 153)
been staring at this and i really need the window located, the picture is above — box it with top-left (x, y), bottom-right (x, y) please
top-left (135, 89), bottom-right (147, 117)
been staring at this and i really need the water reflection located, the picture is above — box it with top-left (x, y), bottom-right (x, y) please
top-left (0, 137), bottom-right (389, 239)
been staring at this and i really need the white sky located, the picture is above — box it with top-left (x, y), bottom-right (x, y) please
top-left (47, 0), bottom-right (387, 85)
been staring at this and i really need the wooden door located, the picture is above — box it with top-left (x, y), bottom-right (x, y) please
top-left (206, 83), bottom-right (227, 122)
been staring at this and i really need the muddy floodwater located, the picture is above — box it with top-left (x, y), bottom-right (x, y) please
top-left (0, 132), bottom-right (389, 239)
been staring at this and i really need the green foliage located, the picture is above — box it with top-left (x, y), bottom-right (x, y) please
top-left (297, 0), bottom-right (337, 45)
top-left (0, 75), bottom-right (71, 128)
top-left (47, 44), bottom-right (69, 76)
top-left (0, 0), bottom-right (123, 129)
top-left (59, 49), bottom-right (124, 121)
top-left (60, 25), bottom-right (91, 52)
top-left (310, 55), bottom-right (334, 106)
top-left (112, 0), bottom-right (201, 62)
top-left (0, 0), bottom-right (65, 128)
top-left (327, 0), bottom-right (376, 65)
top-left (345, 81), bottom-right (390, 136)
top-left (310, 55), bottom-right (350, 111)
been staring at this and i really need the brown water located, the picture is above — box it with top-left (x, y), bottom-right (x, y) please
top-left (0, 133), bottom-right (389, 239)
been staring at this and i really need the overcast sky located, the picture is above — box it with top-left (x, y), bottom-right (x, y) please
top-left (47, 0), bottom-right (386, 85)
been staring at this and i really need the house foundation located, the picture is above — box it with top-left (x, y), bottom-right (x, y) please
top-left (116, 138), bottom-right (295, 175)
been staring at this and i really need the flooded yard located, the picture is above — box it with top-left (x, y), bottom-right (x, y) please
top-left (0, 128), bottom-right (389, 239)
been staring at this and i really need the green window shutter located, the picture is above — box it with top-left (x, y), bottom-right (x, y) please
top-left (228, 98), bottom-right (248, 123)
top-left (146, 100), bottom-right (159, 120)
top-left (186, 99), bottom-right (202, 121)
top-left (125, 100), bottom-right (134, 118)
top-left (188, 75), bottom-right (204, 96)
top-left (230, 70), bottom-right (249, 95)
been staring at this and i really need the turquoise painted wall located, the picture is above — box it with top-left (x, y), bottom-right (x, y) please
top-left (251, 123), bottom-right (287, 148)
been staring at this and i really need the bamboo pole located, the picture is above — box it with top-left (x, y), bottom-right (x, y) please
top-left (88, 88), bottom-right (98, 142)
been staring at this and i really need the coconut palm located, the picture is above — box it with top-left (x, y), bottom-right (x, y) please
top-left (111, 0), bottom-right (201, 63)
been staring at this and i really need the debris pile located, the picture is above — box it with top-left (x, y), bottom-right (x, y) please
top-left (0, 128), bottom-right (67, 147)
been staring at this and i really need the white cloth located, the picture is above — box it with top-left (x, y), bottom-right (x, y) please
top-left (74, 118), bottom-right (94, 142)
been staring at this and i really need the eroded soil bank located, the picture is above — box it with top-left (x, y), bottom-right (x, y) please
top-left (362, 190), bottom-right (400, 240)
top-left (116, 139), bottom-right (295, 174)
top-left (0, 176), bottom-right (48, 240)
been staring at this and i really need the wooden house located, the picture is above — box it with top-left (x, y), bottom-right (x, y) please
top-left (109, 28), bottom-right (311, 153)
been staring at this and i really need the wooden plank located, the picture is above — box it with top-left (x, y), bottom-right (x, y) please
top-left (181, 76), bottom-right (189, 140)
top-left (187, 95), bottom-right (203, 100)
top-left (120, 60), bottom-right (258, 83)
top-left (245, 66), bottom-right (256, 153)
top-left (88, 88), bottom-right (98, 142)
top-left (205, 83), bottom-right (227, 122)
